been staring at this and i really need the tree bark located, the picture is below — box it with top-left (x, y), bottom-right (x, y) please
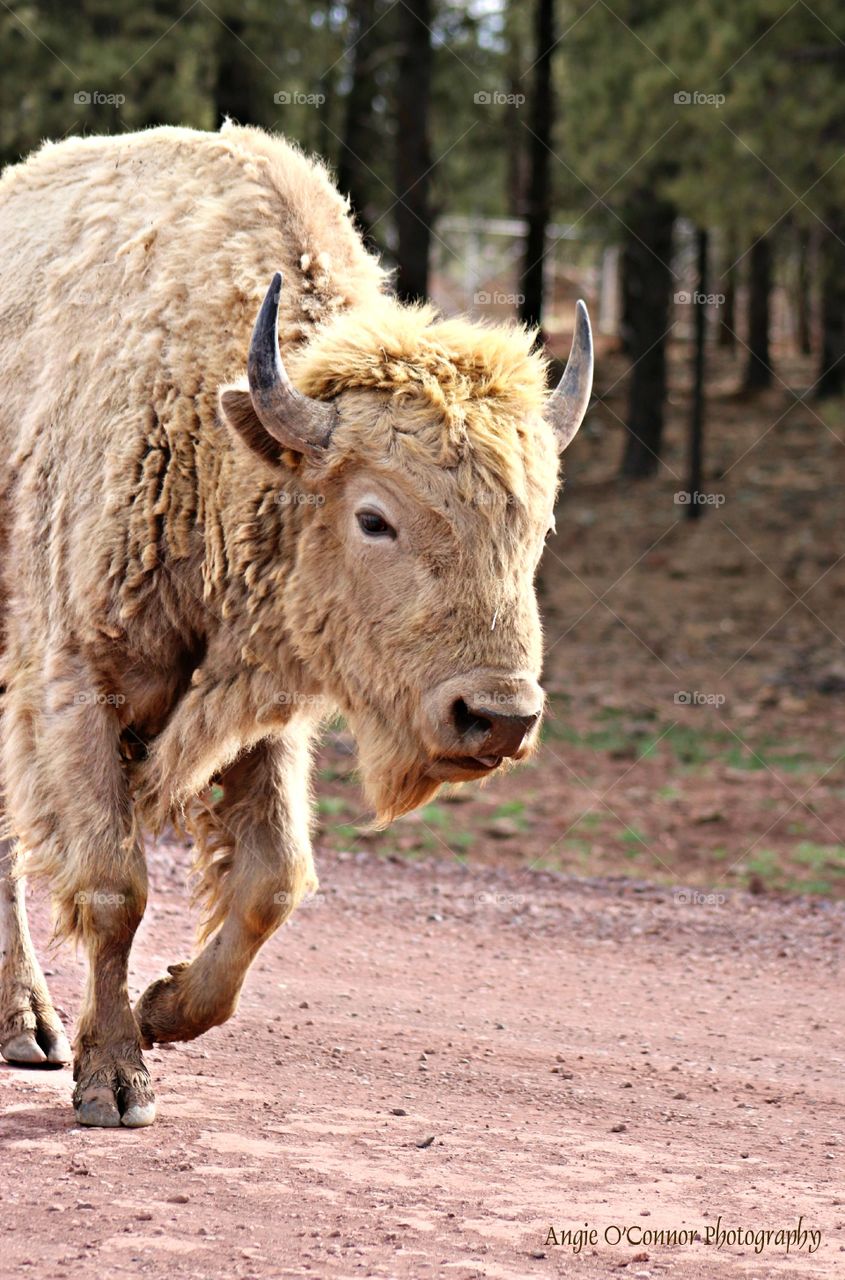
top-left (518, 0), bottom-right (555, 331)
top-left (743, 235), bottom-right (773, 391)
top-left (718, 235), bottom-right (737, 350)
top-left (505, 6), bottom-right (527, 219)
top-left (686, 229), bottom-right (708, 521)
top-left (795, 227), bottom-right (813, 356)
top-left (214, 17), bottom-right (255, 127)
top-left (337, 0), bottom-right (379, 233)
top-left (817, 219), bottom-right (845, 398)
top-left (394, 0), bottom-right (433, 303)
top-left (619, 193), bottom-right (675, 478)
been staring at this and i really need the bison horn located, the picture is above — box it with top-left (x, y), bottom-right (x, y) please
top-left (247, 272), bottom-right (336, 455)
top-left (547, 300), bottom-right (594, 453)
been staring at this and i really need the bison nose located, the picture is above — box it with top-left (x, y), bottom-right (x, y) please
top-left (421, 671), bottom-right (545, 765)
top-left (452, 698), bottom-right (540, 759)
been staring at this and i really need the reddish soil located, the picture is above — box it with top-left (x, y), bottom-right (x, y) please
top-left (1, 837), bottom-right (842, 1279)
top-left (2, 345), bottom-right (843, 1277)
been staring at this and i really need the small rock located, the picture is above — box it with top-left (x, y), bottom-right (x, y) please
top-left (390, 1108), bottom-right (408, 1116)
top-left (485, 819), bottom-right (520, 839)
top-left (415, 1135), bottom-right (436, 1149)
top-left (610, 1123), bottom-right (627, 1133)
top-left (168, 1194), bottom-right (190, 1204)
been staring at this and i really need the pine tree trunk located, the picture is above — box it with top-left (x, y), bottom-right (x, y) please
top-left (618, 246), bottom-right (635, 357)
top-left (718, 235), bottom-right (737, 350)
top-left (214, 18), bottom-right (254, 126)
top-left (337, 0), bottom-right (378, 233)
top-left (394, 0), bottom-right (433, 303)
top-left (503, 0), bottom-right (528, 217)
top-left (796, 228), bottom-right (813, 356)
top-left (619, 194), bottom-right (675, 478)
top-left (743, 236), bottom-right (773, 391)
top-left (518, 0), bottom-right (555, 331)
top-left (817, 220), bottom-right (845, 398)
top-left (686, 230), bottom-right (708, 521)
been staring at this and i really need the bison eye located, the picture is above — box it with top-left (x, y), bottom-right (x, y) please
top-left (357, 510), bottom-right (396, 539)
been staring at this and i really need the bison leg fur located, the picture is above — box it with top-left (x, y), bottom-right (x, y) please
top-left (136, 729), bottom-right (316, 1046)
top-left (71, 862), bottom-right (153, 1128)
top-left (3, 652), bottom-right (154, 1126)
top-left (0, 838), bottom-right (71, 1067)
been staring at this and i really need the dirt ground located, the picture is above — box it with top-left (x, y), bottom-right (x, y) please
top-left (1, 839), bottom-right (842, 1278)
top-left (2, 340), bottom-right (843, 1277)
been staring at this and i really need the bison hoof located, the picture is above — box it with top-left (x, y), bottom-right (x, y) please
top-left (1, 1001), bottom-right (71, 1068)
top-left (134, 963), bottom-right (191, 1047)
top-left (134, 962), bottom-right (228, 1047)
top-left (73, 1049), bottom-right (156, 1128)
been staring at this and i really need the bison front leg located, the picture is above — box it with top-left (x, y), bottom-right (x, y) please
top-left (2, 653), bottom-right (153, 1127)
top-left (0, 838), bottom-right (71, 1066)
top-left (72, 860), bottom-right (153, 1128)
top-left (135, 727), bottom-right (316, 1047)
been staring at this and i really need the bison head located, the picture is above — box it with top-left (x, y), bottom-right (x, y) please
top-left (220, 275), bottom-right (592, 824)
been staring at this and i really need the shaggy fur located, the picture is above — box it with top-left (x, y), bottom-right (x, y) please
top-left (0, 123), bottom-right (561, 1124)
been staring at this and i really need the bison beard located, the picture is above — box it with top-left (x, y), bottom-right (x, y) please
top-left (346, 703), bottom-right (444, 828)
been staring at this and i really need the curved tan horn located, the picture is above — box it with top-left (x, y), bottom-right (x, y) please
top-left (547, 299), bottom-right (594, 452)
top-left (247, 272), bottom-right (336, 455)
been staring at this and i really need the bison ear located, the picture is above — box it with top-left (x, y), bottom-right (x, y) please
top-left (219, 386), bottom-right (290, 470)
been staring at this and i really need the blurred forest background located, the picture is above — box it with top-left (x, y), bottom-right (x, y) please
top-left (1, 1), bottom-right (843, 898)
